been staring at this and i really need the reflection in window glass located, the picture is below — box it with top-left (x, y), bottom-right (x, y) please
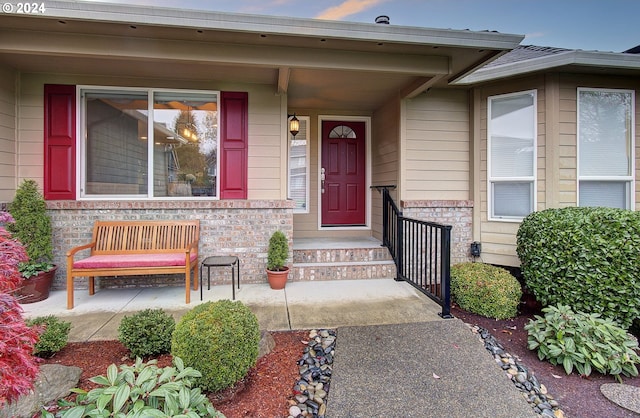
top-left (85, 92), bottom-right (149, 195)
top-left (82, 89), bottom-right (218, 198)
top-left (153, 93), bottom-right (218, 197)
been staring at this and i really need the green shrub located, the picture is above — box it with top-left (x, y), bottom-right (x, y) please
top-left (451, 262), bottom-right (522, 320)
top-left (525, 305), bottom-right (640, 382)
top-left (42, 357), bottom-right (225, 417)
top-left (7, 179), bottom-right (54, 276)
top-left (267, 230), bottom-right (289, 271)
top-left (118, 308), bottom-right (175, 358)
top-left (26, 315), bottom-right (70, 358)
top-left (516, 207), bottom-right (640, 329)
top-left (171, 300), bottom-right (260, 392)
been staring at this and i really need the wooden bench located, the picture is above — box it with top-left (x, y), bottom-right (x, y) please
top-left (66, 220), bottom-right (200, 309)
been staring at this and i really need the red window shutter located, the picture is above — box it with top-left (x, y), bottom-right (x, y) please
top-left (220, 91), bottom-right (248, 199)
top-left (44, 84), bottom-right (76, 200)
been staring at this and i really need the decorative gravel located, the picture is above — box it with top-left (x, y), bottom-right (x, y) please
top-left (470, 325), bottom-right (566, 418)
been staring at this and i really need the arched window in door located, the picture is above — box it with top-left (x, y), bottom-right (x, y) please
top-left (328, 125), bottom-right (356, 139)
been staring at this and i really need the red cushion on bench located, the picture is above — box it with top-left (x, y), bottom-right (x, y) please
top-left (73, 253), bottom-right (198, 269)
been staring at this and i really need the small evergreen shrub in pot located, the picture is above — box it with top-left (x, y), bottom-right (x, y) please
top-left (517, 207), bottom-right (640, 329)
top-left (26, 315), bottom-right (71, 358)
top-left (118, 308), bottom-right (175, 358)
top-left (451, 262), bottom-right (522, 320)
top-left (525, 304), bottom-right (640, 382)
top-left (266, 230), bottom-right (290, 289)
top-left (171, 300), bottom-right (260, 392)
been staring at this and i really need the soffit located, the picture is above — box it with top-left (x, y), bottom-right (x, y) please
top-left (0, 10), bottom-right (522, 111)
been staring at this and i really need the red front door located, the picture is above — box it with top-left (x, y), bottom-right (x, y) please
top-left (321, 120), bottom-right (366, 226)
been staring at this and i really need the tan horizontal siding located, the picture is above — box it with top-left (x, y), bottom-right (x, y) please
top-left (475, 75), bottom-right (545, 267)
top-left (403, 89), bottom-right (469, 201)
top-left (0, 65), bottom-right (16, 201)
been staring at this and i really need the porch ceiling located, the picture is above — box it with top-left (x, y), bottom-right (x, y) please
top-left (0, 7), bottom-right (521, 111)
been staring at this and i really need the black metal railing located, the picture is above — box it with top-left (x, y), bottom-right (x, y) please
top-left (377, 186), bottom-right (452, 318)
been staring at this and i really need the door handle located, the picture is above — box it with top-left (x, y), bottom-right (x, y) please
top-left (321, 168), bottom-right (325, 194)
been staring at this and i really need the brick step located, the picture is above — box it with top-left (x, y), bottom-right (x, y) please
top-left (293, 247), bottom-right (392, 264)
top-left (291, 260), bottom-right (397, 281)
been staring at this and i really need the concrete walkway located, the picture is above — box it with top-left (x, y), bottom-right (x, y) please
top-left (20, 279), bottom-right (537, 417)
top-left (21, 279), bottom-right (444, 341)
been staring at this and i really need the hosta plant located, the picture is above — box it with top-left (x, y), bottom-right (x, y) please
top-left (42, 357), bottom-right (225, 417)
top-left (525, 304), bottom-right (640, 382)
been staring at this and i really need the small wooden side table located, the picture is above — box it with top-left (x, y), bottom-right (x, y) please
top-left (200, 256), bottom-right (240, 300)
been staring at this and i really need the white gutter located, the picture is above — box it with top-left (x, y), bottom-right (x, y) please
top-left (456, 50), bottom-right (640, 84)
top-left (31, 0), bottom-right (523, 50)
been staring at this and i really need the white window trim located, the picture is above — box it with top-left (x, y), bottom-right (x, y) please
top-left (76, 85), bottom-right (220, 200)
top-left (487, 89), bottom-right (538, 222)
top-left (288, 115), bottom-right (310, 214)
top-left (576, 87), bottom-right (635, 209)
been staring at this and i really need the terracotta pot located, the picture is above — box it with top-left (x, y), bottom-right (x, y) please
top-left (266, 266), bottom-right (289, 290)
top-left (16, 266), bottom-right (57, 304)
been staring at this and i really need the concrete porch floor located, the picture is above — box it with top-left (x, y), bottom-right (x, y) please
top-left (20, 279), bottom-right (444, 342)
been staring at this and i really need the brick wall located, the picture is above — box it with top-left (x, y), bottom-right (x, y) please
top-left (47, 200), bottom-right (294, 290)
top-left (401, 200), bottom-right (473, 265)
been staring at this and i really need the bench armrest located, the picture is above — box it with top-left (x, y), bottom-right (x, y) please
top-left (66, 241), bottom-right (96, 259)
top-left (185, 238), bottom-right (199, 256)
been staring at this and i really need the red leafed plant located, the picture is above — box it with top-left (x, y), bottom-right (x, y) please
top-left (0, 215), bottom-right (41, 407)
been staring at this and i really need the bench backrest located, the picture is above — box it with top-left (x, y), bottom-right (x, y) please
top-left (92, 220), bottom-right (199, 254)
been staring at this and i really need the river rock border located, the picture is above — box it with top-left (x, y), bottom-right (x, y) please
top-left (470, 325), bottom-right (566, 418)
top-left (288, 329), bottom-right (336, 418)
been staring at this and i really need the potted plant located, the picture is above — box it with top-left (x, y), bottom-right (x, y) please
top-left (266, 230), bottom-right (289, 289)
top-left (7, 179), bottom-right (56, 303)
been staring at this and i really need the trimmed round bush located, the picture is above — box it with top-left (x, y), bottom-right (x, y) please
top-left (171, 300), bottom-right (260, 392)
top-left (26, 315), bottom-right (71, 358)
top-left (451, 262), bottom-right (522, 319)
top-left (517, 207), bottom-right (640, 329)
top-left (118, 308), bottom-right (175, 358)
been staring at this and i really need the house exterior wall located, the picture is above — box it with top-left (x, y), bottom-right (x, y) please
top-left (48, 200), bottom-right (293, 290)
top-left (473, 75), bottom-right (546, 266)
top-left (399, 89), bottom-right (473, 264)
top-left (14, 73), bottom-right (294, 290)
top-left (18, 73), bottom-right (287, 200)
top-left (473, 73), bottom-right (640, 267)
top-left (371, 98), bottom-right (401, 241)
top-left (0, 65), bottom-right (17, 202)
top-left (402, 89), bottom-right (471, 201)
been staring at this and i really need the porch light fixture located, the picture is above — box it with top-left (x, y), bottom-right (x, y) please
top-left (288, 113), bottom-right (299, 138)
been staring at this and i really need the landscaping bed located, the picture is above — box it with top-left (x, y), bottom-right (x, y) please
top-left (38, 310), bottom-right (640, 418)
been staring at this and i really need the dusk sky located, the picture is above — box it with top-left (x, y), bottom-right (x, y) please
top-left (84, 0), bottom-right (640, 52)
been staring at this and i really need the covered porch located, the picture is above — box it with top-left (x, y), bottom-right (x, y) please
top-left (20, 278), bottom-right (442, 342)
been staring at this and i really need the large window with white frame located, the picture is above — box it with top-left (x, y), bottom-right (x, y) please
top-left (288, 116), bottom-right (310, 213)
top-left (578, 88), bottom-right (634, 209)
top-left (79, 87), bottom-right (219, 199)
top-left (488, 90), bottom-right (537, 220)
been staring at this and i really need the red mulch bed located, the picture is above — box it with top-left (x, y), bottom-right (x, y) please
top-left (39, 331), bottom-right (307, 418)
top-left (452, 305), bottom-right (640, 418)
top-left (38, 309), bottom-right (640, 418)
